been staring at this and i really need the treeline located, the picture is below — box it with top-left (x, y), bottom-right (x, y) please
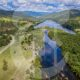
top-left (62, 19), bottom-right (80, 31)
top-left (0, 18), bottom-right (18, 34)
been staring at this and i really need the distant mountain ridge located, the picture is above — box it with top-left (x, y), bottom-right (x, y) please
top-left (0, 9), bottom-right (38, 21)
top-left (0, 9), bottom-right (80, 22)
top-left (39, 9), bottom-right (80, 23)
top-left (0, 9), bottom-right (13, 17)
top-left (0, 9), bottom-right (49, 17)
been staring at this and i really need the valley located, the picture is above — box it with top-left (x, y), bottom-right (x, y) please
top-left (0, 9), bottom-right (80, 80)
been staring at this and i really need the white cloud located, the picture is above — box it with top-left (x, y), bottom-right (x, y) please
top-left (17, 0), bottom-right (27, 3)
top-left (0, 0), bottom-right (80, 12)
top-left (15, 3), bottom-right (54, 12)
top-left (0, 0), bottom-right (8, 5)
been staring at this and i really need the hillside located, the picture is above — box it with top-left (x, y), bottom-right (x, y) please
top-left (0, 9), bottom-right (38, 21)
top-left (1, 9), bottom-right (80, 22)
top-left (39, 9), bottom-right (80, 24)
top-left (0, 9), bottom-right (13, 17)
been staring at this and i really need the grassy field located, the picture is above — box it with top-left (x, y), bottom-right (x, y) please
top-left (0, 48), bottom-right (16, 80)
top-left (23, 50), bottom-right (32, 59)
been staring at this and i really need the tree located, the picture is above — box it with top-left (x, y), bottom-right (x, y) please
top-left (26, 25), bottom-right (34, 32)
top-left (33, 56), bottom-right (41, 68)
top-left (2, 59), bottom-right (8, 71)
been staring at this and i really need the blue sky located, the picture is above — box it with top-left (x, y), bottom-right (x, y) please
top-left (0, 0), bottom-right (80, 12)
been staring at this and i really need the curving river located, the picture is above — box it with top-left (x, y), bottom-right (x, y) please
top-left (40, 30), bottom-right (64, 68)
top-left (34, 20), bottom-right (75, 34)
top-left (34, 20), bottom-right (76, 79)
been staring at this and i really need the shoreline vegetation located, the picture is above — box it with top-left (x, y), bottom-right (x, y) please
top-left (48, 30), bottom-right (80, 80)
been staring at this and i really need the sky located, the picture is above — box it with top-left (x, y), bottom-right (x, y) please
top-left (0, 0), bottom-right (80, 13)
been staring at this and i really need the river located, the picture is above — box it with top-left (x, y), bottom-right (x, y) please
top-left (34, 20), bottom-right (75, 34)
top-left (34, 20), bottom-right (76, 80)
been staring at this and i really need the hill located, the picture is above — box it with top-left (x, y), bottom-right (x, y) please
top-left (0, 9), bottom-right (38, 21)
top-left (0, 9), bottom-right (13, 17)
top-left (39, 9), bottom-right (80, 24)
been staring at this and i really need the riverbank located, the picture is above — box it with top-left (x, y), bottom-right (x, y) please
top-left (34, 20), bottom-right (79, 80)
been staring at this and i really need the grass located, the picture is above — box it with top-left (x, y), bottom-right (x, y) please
top-left (23, 49), bottom-right (32, 59)
top-left (19, 35), bottom-right (33, 59)
top-left (34, 68), bottom-right (41, 80)
top-left (31, 28), bottom-right (44, 47)
top-left (0, 48), bottom-right (16, 80)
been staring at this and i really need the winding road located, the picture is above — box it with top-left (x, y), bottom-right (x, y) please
top-left (0, 35), bottom-right (15, 54)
